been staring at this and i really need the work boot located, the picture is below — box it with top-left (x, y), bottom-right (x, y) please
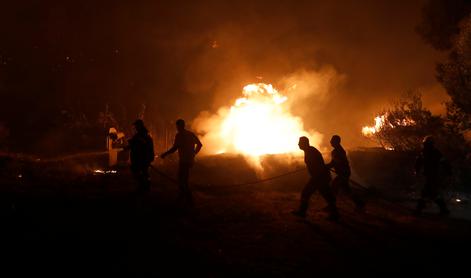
top-left (327, 211), bottom-right (340, 222)
top-left (354, 200), bottom-right (366, 212)
top-left (293, 201), bottom-right (309, 218)
top-left (436, 199), bottom-right (450, 216)
top-left (185, 194), bottom-right (195, 209)
top-left (414, 199), bottom-right (426, 216)
top-left (440, 208), bottom-right (450, 216)
top-left (325, 204), bottom-right (340, 222)
top-left (321, 205), bottom-right (331, 212)
top-left (291, 209), bottom-right (307, 218)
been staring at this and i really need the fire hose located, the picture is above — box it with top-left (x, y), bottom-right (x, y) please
top-left (31, 151), bottom-right (411, 210)
top-left (149, 164), bottom-right (306, 188)
top-left (149, 165), bottom-right (413, 211)
top-left (150, 164), bottom-right (370, 191)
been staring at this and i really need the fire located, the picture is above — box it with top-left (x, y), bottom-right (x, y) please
top-left (362, 113), bottom-right (416, 136)
top-left (93, 169), bottom-right (117, 175)
top-left (194, 83), bottom-right (320, 158)
top-left (362, 115), bottom-right (387, 136)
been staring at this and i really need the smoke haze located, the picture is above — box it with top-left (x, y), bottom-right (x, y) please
top-left (0, 0), bottom-right (448, 151)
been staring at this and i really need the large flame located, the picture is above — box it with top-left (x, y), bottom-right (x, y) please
top-left (193, 83), bottom-right (320, 158)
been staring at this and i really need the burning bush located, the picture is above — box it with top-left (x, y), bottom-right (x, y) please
top-left (362, 91), bottom-right (444, 151)
top-left (362, 91), bottom-right (471, 188)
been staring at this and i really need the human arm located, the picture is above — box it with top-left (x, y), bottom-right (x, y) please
top-left (160, 136), bottom-right (178, 159)
top-left (122, 138), bottom-right (133, 151)
top-left (325, 151), bottom-right (336, 169)
top-left (194, 134), bottom-right (203, 155)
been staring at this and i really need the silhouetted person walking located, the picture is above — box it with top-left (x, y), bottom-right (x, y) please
top-left (126, 119), bottom-right (154, 192)
top-left (161, 119), bottom-right (202, 206)
top-left (326, 135), bottom-right (365, 210)
top-left (292, 136), bottom-right (339, 221)
top-left (415, 136), bottom-right (450, 216)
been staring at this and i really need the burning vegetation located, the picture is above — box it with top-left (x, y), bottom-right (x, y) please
top-left (2, 1), bottom-right (471, 276)
top-left (362, 114), bottom-right (416, 137)
top-left (193, 83), bottom-right (322, 160)
top-left (361, 92), bottom-right (445, 151)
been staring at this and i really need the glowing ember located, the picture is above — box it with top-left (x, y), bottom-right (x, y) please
top-left (93, 169), bottom-right (118, 175)
top-left (194, 83), bottom-right (320, 158)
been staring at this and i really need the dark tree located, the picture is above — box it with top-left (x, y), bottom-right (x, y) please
top-left (418, 0), bottom-right (471, 147)
top-left (437, 16), bottom-right (471, 122)
top-left (417, 0), bottom-right (471, 50)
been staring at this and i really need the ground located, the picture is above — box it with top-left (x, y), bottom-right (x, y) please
top-left (0, 157), bottom-right (470, 276)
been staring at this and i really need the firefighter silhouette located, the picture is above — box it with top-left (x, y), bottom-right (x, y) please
top-left (292, 136), bottom-right (339, 221)
top-left (125, 119), bottom-right (154, 192)
top-left (160, 119), bottom-right (202, 206)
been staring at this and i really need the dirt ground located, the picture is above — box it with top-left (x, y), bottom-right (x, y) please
top-left (1, 157), bottom-right (470, 276)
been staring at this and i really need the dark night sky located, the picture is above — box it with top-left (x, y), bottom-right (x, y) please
top-left (0, 0), bottom-right (448, 151)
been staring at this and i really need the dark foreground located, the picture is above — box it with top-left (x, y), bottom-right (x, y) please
top-left (1, 163), bottom-right (470, 277)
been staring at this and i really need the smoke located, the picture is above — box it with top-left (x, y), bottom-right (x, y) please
top-left (279, 67), bottom-right (347, 123)
top-left (0, 0), bottom-right (447, 153)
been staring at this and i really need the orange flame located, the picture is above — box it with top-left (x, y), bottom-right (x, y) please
top-left (194, 83), bottom-right (321, 158)
top-left (362, 115), bottom-right (387, 136)
top-left (362, 113), bottom-right (416, 136)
